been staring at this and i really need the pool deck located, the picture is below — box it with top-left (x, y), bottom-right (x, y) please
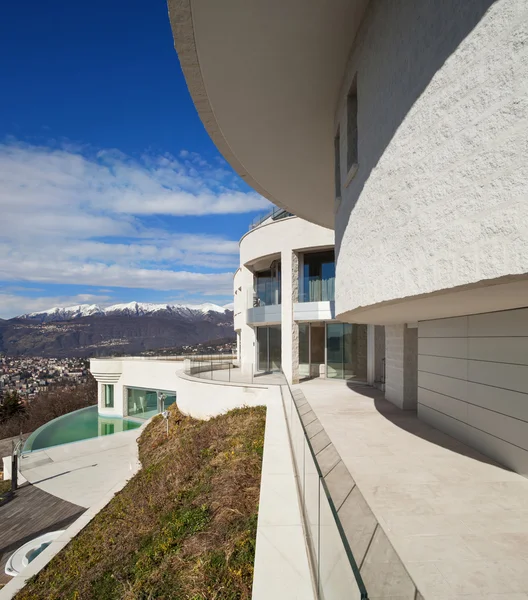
top-left (0, 483), bottom-right (84, 586)
top-left (20, 426), bottom-right (144, 508)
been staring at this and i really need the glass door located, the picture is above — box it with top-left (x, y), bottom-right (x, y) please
top-left (269, 325), bottom-right (282, 371)
top-left (326, 323), bottom-right (368, 381)
top-left (256, 326), bottom-right (282, 372)
top-left (257, 327), bottom-right (269, 371)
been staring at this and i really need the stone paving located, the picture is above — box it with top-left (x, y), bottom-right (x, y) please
top-left (297, 378), bottom-right (528, 600)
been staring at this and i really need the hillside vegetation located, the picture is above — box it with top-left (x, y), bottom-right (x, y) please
top-left (16, 404), bottom-right (266, 600)
top-left (0, 378), bottom-right (97, 440)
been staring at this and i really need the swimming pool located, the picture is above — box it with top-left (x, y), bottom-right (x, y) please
top-left (23, 405), bottom-right (142, 453)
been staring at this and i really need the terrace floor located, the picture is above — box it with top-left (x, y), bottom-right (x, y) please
top-left (20, 427), bottom-right (143, 508)
top-left (0, 483), bottom-right (84, 585)
top-left (297, 378), bottom-right (528, 600)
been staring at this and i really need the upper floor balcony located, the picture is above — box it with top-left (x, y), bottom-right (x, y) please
top-left (247, 278), bottom-right (281, 325)
top-left (295, 249), bottom-right (336, 321)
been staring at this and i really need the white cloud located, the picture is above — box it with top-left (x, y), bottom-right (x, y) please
top-left (0, 141), bottom-right (270, 220)
top-left (0, 293), bottom-right (113, 319)
top-left (0, 140), bottom-right (259, 301)
top-left (0, 259), bottom-right (234, 294)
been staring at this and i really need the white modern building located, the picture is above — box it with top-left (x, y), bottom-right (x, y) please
top-left (234, 209), bottom-right (385, 386)
top-left (169, 0), bottom-right (528, 476)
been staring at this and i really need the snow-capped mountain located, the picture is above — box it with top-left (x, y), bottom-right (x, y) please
top-left (19, 301), bottom-right (232, 322)
top-left (2, 301), bottom-right (235, 358)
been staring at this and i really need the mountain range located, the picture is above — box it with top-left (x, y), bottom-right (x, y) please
top-left (20, 301), bottom-right (234, 322)
top-left (0, 302), bottom-right (235, 358)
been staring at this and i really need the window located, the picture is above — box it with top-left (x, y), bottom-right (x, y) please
top-left (103, 384), bottom-right (114, 408)
top-left (334, 129), bottom-right (341, 199)
top-left (257, 326), bottom-right (282, 372)
top-left (126, 387), bottom-right (176, 419)
top-left (326, 323), bottom-right (367, 380)
top-left (346, 77), bottom-right (358, 175)
top-left (300, 250), bottom-right (335, 302)
top-left (253, 260), bottom-right (281, 306)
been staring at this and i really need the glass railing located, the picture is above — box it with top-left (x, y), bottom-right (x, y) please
top-left (298, 276), bottom-right (335, 303)
top-left (184, 357), bottom-right (236, 382)
top-left (249, 206), bottom-right (294, 230)
top-left (248, 281), bottom-right (281, 308)
top-left (282, 378), bottom-right (368, 599)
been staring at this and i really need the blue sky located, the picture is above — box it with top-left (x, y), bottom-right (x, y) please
top-left (0, 0), bottom-right (270, 318)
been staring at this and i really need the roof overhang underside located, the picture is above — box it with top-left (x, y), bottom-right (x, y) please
top-left (168, 0), bottom-right (369, 229)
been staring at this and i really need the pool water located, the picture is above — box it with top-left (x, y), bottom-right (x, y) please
top-left (27, 541), bottom-right (51, 563)
top-left (23, 405), bottom-right (141, 453)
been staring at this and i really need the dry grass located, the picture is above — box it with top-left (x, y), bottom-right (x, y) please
top-left (0, 377), bottom-right (97, 439)
top-left (0, 478), bottom-right (11, 500)
top-left (16, 404), bottom-right (266, 600)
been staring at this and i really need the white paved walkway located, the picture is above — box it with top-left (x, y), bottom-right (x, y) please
top-left (19, 428), bottom-right (144, 508)
top-left (298, 379), bottom-right (528, 600)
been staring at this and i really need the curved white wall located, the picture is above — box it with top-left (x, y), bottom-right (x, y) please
top-left (238, 217), bottom-right (334, 382)
top-left (233, 268), bottom-right (243, 331)
top-left (90, 358), bottom-right (273, 420)
top-left (335, 0), bottom-right (528, 324)
top-left (240, 216), bottom-right (333, 266)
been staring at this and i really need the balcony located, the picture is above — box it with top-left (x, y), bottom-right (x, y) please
top-left (295, 271), bottom-right (336, 321)
top-left (247, 279), bottom-right (281, 325)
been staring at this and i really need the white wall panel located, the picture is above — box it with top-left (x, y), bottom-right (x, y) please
top-left (468, 337), bottom-right (528, 366)
top-left (418, 317), bottom-right (469, 339)
top-left (468, 360), bottom-right (528, 395)
top-left (418, 307), bottom-right (528, 476)
top-left (468, 308), bottom-right (528, 338)
top-left (418, 355), bottom-right (467, 380)
top-left (419, 337), bottom-right (468, 359)
top-left (466, 382), bottom-right (528, 423)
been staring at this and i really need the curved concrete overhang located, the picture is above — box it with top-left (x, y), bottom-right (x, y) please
top-left (337, 276), bottom-right (528, 325)
top-left (168, 0), bottom-right (369, 229)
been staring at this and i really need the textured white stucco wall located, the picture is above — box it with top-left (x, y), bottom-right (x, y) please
top-left (335, 0), bottom-right (528, 322)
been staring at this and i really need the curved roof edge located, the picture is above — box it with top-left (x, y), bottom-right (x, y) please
top-left (168, 0), bottom-right (290, 213)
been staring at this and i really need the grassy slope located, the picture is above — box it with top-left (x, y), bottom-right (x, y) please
top-left (16, 405), bottom-right (266, 600)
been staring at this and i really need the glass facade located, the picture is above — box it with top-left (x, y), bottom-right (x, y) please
top-left (326, 323), bottom-right (367, 380)
top-left (252, 261), bottom-right (281, 306)
top-left (300, 251), bottom-right (335, 302)
top-left (299, 323), bottom-right (310, 379)
top-left (299, 323), bottom-right (326, 379)
top-left (126, 387), bottom-right (176, 420)
top-left (103, 384), bottom-right (114, 408)
top-left (257, 325), bottom-right (282, 372)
